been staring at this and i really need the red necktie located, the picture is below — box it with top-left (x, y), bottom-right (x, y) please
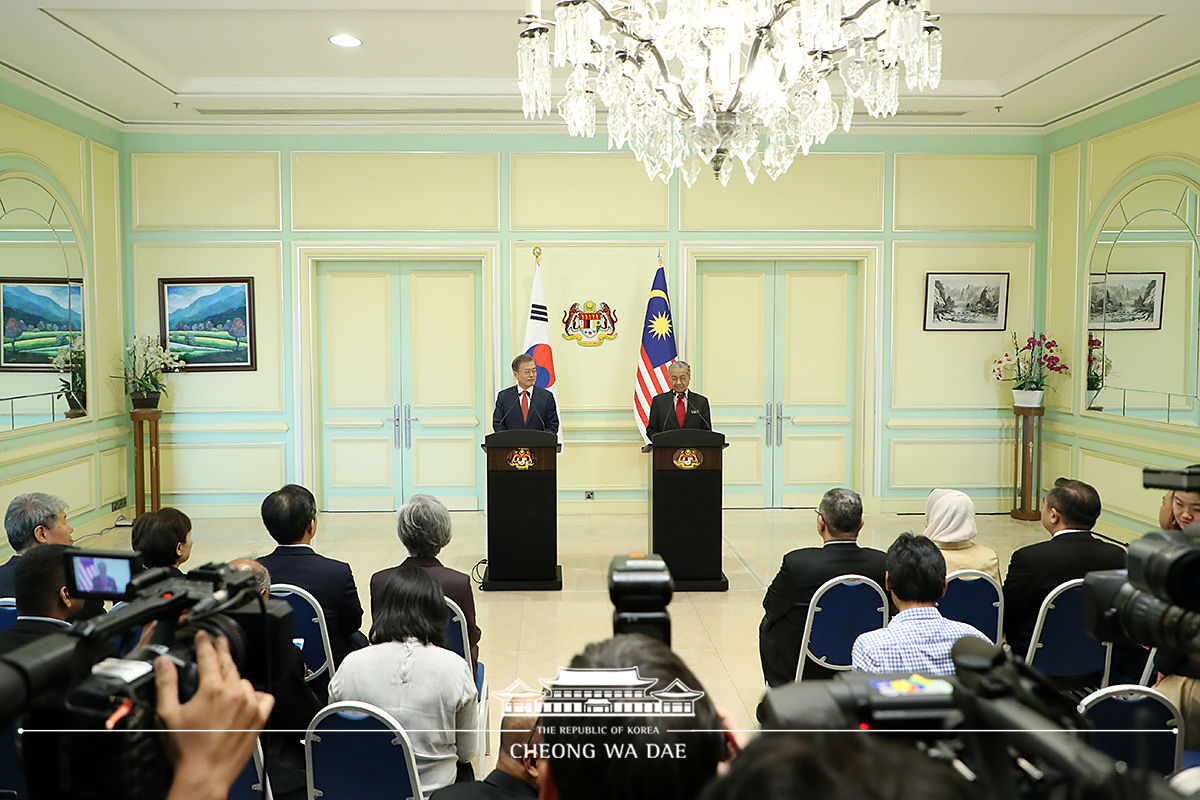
top-left (521, 390), bottom-right (530, 424)
top-left (675, 393), bottom-right (685, 427)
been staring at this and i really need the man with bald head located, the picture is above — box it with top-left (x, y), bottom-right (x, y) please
top-left (432, 703), bottom-right (544, 800)
top-left (644, 361), bottom-right (711, 438)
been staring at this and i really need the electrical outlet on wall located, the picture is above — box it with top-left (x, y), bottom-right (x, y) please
top-left (111, 498), bottom-right (128, 512)
top-left (585, 491), bottom-right (595, 500)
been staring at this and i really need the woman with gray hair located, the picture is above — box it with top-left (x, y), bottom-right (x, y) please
top-left (369, 494), bottom-right (481, 665)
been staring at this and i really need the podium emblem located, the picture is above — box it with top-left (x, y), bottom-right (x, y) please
top-left (508, 448), bottom-right (535, 470)
top-left (562, 300), bottom-right (618, 346)
top-left (672, 448), bottom-right (702, 470)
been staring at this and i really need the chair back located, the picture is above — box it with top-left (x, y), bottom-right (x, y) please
top-left (1140, 647), bottom-right (1159, 686)
top-left (1025, 580), bottom-right (1111, 685)
top-left (0, 598), bottom-right (16, 631)
top-left (306, 701), bottom-right (424, 800)
top-left (942, 570), bottom-right (1004, 643)
top-left (444, 598), bottom-right (471, 664)
top-left (228, 738), bottom-right (272, 800)
top-left (0, 723), bottom-right (27, 798)
top-left (1079, 684), bottom-right (1183, 775)
top-left (797, 574), bottom-right (889, 682)
top-left (271, 583), bottom-right (336, 682)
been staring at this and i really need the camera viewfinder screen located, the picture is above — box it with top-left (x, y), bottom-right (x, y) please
top-left (71, 555), bottom-right (133, 598)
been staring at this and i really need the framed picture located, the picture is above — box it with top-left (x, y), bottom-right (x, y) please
top-left (0, 278), bottom-right (85, 371)
top-left (1088, 272), bottom-right (1165, 330)
top-left (158, 277), bottom-right (257, 371)
top-left (923, 273), bottom-right (1009, 331)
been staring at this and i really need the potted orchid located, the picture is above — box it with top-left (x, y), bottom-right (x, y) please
top-left (990, 331), bottom-right (1068, 407)
top-left (51, 336), bottom-right (86, 418)
top-left (1085, 333), bottom-right (1112, 409)
top-left (121, 335), bottom-right (185, 409)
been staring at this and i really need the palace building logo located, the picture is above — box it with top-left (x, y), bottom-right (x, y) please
top-left (495, 667), bottom-right (704, 718)
top-left (508, 448), bottom-right (535, 470)
top-left (562, 301), bottom-right (618, 347)
top-left (672, 448), bottom-right (702, 470)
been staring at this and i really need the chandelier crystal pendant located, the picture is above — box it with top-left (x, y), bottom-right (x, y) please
top-left (517, 0), bottom-right (941, 186)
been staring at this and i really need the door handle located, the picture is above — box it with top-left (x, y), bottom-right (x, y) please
top-left (776, 402), bottom-right (783, 447)
top-left (759, 402), bottom-right (772, 447)
top-left (403, 404), bottom-right (418, 450)
top-left (393, 405), bottom-right (401, 449)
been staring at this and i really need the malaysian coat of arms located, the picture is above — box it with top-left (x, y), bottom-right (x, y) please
top-left (508, 448), bottom-right (535, 470)
top-left (562, 301), bottom-right (618, 346)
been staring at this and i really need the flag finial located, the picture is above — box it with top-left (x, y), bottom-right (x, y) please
top-left (533, 246), bottom-right (542, 267)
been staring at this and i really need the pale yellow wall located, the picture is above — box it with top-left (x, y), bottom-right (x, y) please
top-left (292, 152), bottom-right (499, 230)
top-left (891, 242), bottom-right (1037, 409)
top-left (681, 154), bottom-right (884, 231)
top-left (894, 154), bottom-right (1037, 231)
top-left (1046, 145), bottom-right (1081, 413)
top-left (132, 152), bottom-right (281, 231)
top-left (91, 142), bottom-right (125, 419)
top-left (511, 153), bottom-right (668, 231)
top-left (0, 105), bottom-right (87, 224)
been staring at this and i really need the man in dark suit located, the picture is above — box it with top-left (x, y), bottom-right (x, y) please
top-left (256, 484), bottom-right (365, 667)
top-left (644, 361), bottom-right (711, 438)
top-left (759, 488), bottom-right (887, 687)
top-left (370, 494), bottom-right (481, 666)
top-left (494, 353), bottom-right (559, 434)
top-left (431, 708), bottom-right (542, 800)
top-left (0, 544), bottom-right (79, 655)
top-left (1003, 478), bottom-right (1126, 661)
top-left (1, 492), bottom-right (76, 597)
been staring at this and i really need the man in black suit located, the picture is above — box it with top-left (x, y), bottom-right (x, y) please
top-left (431, 707), bottom-right (542, 800)
top-left (644, 361), bottom-right (711, 438)
top-left (1003, 478), bottom-right (1126, 661)
top-left (1, 492), bottom-right (76, 597)
top-left (256, 484), bottom-right (365, 666)
top-left (0, 544), bottom-right (80, 655)
top-left (493, 354), bottom-right (559, 434)
top-left (759, 488), bottom-right (887, 687)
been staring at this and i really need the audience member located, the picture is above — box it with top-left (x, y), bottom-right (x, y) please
top-left (0, 544), bottom-right (79, 655)
top-left (431, 703), bottom-right (544, 800)
top-left (371, 494), bottom-right (480, 665)
top-left (698, 731), bottom-right (975, 800)
top-left (256, 484), bottom-right (365, 665)
top-left (1159, 464), bottom-right (1200, 531)
top-left (159, 630), bottom-right (275, 800)
top-left (537, 634), bottom-right (734, 800)
top-left (851, 533), bottom-right (989, 675)
top-left (229, 557), bottom-right (321, 800)
top-left (1002, 478), bottom-right (1130, 689)
top-left (1, 492), bottom-right (75, 596)
top-left (132, 507), bottom-right (194, 575)
top-left (921, 488), bottom-right (1001, 582)
top-left (329, 566), bottom-right (477, 795)
top-left (760, 487), bottom-right (887, 686)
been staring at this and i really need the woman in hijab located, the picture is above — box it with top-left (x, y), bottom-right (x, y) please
top-left (921, 489), bottom-right (1001, 583)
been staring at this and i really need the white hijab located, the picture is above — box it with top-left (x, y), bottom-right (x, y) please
top-left (923, 488), bottom-right (978, 545)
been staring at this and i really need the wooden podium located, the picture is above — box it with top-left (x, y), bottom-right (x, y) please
top-left (481, 430), bottom-right (563, 591)
top-left (642, 429), bottom-right (729, 591)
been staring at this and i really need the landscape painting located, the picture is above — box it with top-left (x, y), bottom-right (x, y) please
top-left (923, 273), bottom-right (1009, 331)
top-left (158, 277), bottom-right (257, 371)
top-left (0, 279), bottom-right (85, 370)
top-left (1089, 272), bottom-right (1165, 330)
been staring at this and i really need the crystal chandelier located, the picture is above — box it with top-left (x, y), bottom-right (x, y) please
top-left (517, 0), bottom-right (942, 186)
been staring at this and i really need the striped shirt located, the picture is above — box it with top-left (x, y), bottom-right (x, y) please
top-left (851, 606), bottom-right (990, 675)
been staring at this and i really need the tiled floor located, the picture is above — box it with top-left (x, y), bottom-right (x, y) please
top-left (87, 508), bottom-right (1047, 754)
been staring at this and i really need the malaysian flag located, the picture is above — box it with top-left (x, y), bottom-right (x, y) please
top-left (522, 256), bottom-right (561, 442)
top-left (634, 257), bottom-right (678, 443)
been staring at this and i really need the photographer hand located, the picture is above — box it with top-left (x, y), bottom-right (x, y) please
top-left (156, 630), bottom-right (274, 800)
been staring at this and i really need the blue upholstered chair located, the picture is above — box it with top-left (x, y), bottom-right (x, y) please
top-left (0, 598), bottom-right (17, 631)
top-left (942, 569), bottom-right (1004, 644)
top-left (1079, 684), bottom-right (1182, 775)
top-left (305, 702), bottom-right (424, 800)
top-left (228, 738), bottom-right (272, 800)
top-left (270, 583), bottom-right (336, 683)
top-left (795, 574), bottom-right (889, 683)
top-left (1025, 579), bottom-right (1112, 687)
top-left (445, 597), bottom-right (489, 771)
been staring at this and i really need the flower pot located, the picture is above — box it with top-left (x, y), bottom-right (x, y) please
top-left (63, 392), bottom-right (86, 418)
top-left (1085, 389), bottom-right (1100, 409)
top-left (130, 391), bottom-right (161, 409)
top-left (1012, 389), bottom-right (1045, 408)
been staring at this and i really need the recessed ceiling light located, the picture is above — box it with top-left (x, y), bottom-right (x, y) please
top-left (329, 34), bottom-right (361, 48)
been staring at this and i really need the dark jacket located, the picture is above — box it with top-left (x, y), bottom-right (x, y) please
top-left (1002, 530), bottom-right (1126, 659)
top-left (0, 556), bottom-right (18, 598)
top-left (759, 541), bottom-right (887, 686)
top-left (430, 769), bottom-right (537, 800)
top-left (493, 385), bottom-right (559, 434)
top-left (0, 617), bottom-right (72, 656)
top-left (371, 556), bottom-right (481, 666)
top-left (645, 391), bottom-right (712, 438)
top-left (257, 545), bottom-right (364, 666)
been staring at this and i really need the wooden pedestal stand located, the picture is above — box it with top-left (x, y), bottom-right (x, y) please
top-left (1011, 405), bottom-right (1044, 521)
top-left (131, 408), bottom-right (163, 518)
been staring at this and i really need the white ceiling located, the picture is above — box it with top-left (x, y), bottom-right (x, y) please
top-left (1, 1), bottom-right (1198, 131)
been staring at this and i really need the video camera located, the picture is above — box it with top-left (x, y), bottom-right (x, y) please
top-left (762, 637), bottom-right (1184, 800)
top-left (0, 550), bottom-right (293, 800)
top-left (608, 553), bottom-right (673, 645)
top-left (1083, 466), bottom-right (1200, 655)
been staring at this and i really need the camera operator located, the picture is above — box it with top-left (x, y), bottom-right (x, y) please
top-left (1159, 464), bottom-right (1200, 531)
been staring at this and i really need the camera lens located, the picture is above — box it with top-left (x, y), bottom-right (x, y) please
top-left (1129, 531), bottom-right (1200, 611)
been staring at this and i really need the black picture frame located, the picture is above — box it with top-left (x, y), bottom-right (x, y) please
top-left (158, 277), bottom-right (257, 372)
top-left (923, 272), bottom-right (1010, 331)
top-left (0, 277), bottom-right (85, 371)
